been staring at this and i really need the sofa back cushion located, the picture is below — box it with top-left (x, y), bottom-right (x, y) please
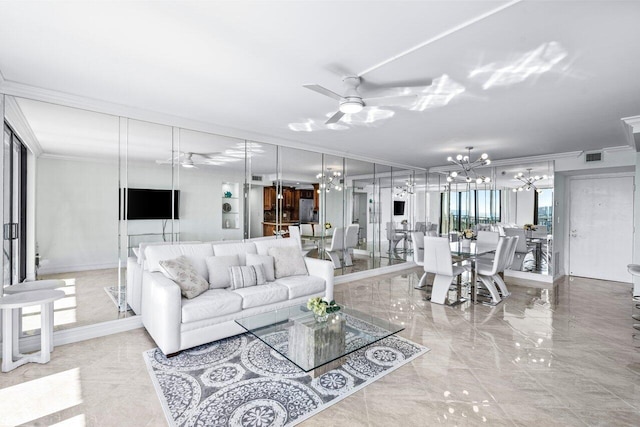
top-left (212, 242), bottom-right (257, 266)
top-left (253, 238), bottom-right (299, 256)
top-left (138, 241), bottom-right (201, 265)
top-left (246, 253), bottom-right (275, 282)
top-left (228, 265), bottom-right (267, 290)
top-left (158, 255), bottom-right (209, 299)
top-left (205, 255), bottom-right (240, 289)
top-left (145, 243), bottom-right (213, 280)
top-left (268, 246), bottom-right (308, 279)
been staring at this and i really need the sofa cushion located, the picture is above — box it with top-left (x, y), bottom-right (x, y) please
top-left (212, 242), bottom-right (257, 266)
top-left (158, 256), bottom-right (209, 299)
top-left (274, 275), bottom-right (326, 300)
top-left (205, 255), bottom-right (240, 289)
top-left (146, 243), bottom-right (213, 280)
top-left (268, 246), bottom-right (308, 279)
top-left (253, 237), bottom-right (299, 256)
top-left (232, 283), bottom-right (289, 309)
top-left (245, 253), bottom-right (275, 282)
top-left (181, 289), bottom-right (243, 323)
top-left (229, 265), bottom-right (266, 290)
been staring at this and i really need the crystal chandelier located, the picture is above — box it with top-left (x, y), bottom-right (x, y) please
top-left (512, 168), bottom-right (547, 193)
top-left (446, 146), bottom-right (491, 184)
top-left (316, 168), bottom-right (342, 192)
top-left (394, 179), bottom-right (414, 198)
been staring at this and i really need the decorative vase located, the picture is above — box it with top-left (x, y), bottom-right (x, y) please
top-left (314, 313), bottom-right (328, 323)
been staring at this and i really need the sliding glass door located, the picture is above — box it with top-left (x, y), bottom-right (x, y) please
top-left (3, 122), bottom-right (27, 286)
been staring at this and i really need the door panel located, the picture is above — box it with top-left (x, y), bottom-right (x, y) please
top-left (569, 176), bottom-right (633, 282)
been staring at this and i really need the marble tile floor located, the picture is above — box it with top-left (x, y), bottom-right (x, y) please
top-left (1, 269), bottom-right (639, 426)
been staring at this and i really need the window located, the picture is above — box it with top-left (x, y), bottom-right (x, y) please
top-left (535, 189), bottom-right (553, 233)
top-left (441, 189), bottom-right (501, 231)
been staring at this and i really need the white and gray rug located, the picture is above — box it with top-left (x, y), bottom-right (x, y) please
top-left (143, 321), bottom-right (428, 426)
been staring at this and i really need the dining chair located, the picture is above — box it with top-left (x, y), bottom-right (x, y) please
top-left (415, 222), bottom-right (427, 233)
top-left (300, 223), bottom-right (314, 237)
top-left (411, 231), bottom-right (427, 288)
top-left (493, 236), bottom-right (517, 298)
top-left (343, 224), bottom-right (360, 267)
top-left (627, 264), bottom-right (640, 322)
top-left (386, 222), bottom-right (405, 252)
top-left (476, 230), bottom-right (500, 262)
top-left (288, 226), bottom-right (315, 256)
top-left (324, 226), bottom-right (345, 268)
top-left (475, 237), bottom-right (508, 304)
top-left (423, 236), bottom-right (471, 304)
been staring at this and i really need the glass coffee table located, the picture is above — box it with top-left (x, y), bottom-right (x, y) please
top-left (236, 304), bottom-right (404, 377)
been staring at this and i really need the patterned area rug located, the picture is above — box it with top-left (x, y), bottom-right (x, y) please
top-left (143, 322), bottom-right (428, 426)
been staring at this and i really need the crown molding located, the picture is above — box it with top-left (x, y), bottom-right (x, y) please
top-left (5, 96), bottom-right (43, 156)
top-left (621, 115), bottom-right (640, 151)
top-left (39, 152), bottom-right (118, 165)
top-left (0, 80), bottom-right (425, 171)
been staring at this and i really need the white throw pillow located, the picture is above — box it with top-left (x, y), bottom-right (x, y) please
top-left (245, 253), bottom-right (275, 282)
top-left (205, 255), bottom-right (240, 289)
top-left (228, 265), bottom-right (266, 290)
top-left (158, 255), bottom-right (209, 299)
top-left (268, 246), bottom-right (308, 279)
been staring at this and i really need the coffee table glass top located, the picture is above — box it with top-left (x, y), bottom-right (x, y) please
top-left (235, 304), bottom-right (404, 372)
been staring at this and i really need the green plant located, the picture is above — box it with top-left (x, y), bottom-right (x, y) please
top-left (307, 297), bottom-right (340, 316)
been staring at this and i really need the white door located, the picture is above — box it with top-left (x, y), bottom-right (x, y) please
top-left (569, 175), bottom-right (634, 282)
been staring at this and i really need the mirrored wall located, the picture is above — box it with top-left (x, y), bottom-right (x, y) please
top-left (434, 160), bottom-right (554, 277)
top-left (1, 94), bottom-right (428, 337)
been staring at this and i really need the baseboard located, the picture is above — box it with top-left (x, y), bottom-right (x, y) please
top-left (504, 269), bottom-right (554, 286)
top-left (38, 261), bottom-right (119, 276)
top-left (0, 315), bottom-right (143, 354)
top-left (335, 262), bottom-right (415, 284)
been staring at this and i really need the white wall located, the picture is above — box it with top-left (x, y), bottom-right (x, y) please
top-left (37, 157), bottom-right (119, 274)
top-left (553, 173), bottom-right (567, 279)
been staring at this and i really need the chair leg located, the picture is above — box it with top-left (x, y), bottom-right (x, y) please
top-left (325, 250), bottom-right (342, 269)
top-left (430, 274), bottom-right (454, 304)
top-left (477, 275), bottom-right (502, 303)
top-left (343, 250), bottom-right (353, 267)
top-left (416, 272), bottom-right (427, 288)
top-left (492, 274), bottom-right (510, 297)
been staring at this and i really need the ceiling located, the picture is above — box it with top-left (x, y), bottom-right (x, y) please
top-left (1, 1), bottom-right (640, 168)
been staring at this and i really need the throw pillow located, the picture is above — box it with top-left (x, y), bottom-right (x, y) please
top-left (158, 255), bottom-right (209, 299)
top-left (268, 246), bottom-right (308, 279)
top-left (245, 253), bottom-right (276, 282)
top-left (228, 265), bottom-right (267, 290)
top-left (205, 255), bottom-right (240, 289)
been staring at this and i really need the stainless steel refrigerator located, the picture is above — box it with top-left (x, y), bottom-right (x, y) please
top-left (299, 198), bottom-right (314, 223)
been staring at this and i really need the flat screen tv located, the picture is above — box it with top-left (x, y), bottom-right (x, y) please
top-left (393, 200), bottom-right (405, 216)
top-left (123, 188), bottom-right (180, 220)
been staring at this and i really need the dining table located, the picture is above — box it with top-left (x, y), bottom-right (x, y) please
top-left (449, 240), bottom-right (496, 305)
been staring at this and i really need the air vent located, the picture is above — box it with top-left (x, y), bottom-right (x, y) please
top-left (585, 151), bottom-right (603, 163)
top-left (251, 175), bottom-right (263, 182)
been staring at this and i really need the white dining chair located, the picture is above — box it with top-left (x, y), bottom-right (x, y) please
top-left (475, 237), bottom-right (508, 304)
top-left (386, 222), bottom-right (404, 252)
top-left (324, 226), bottom-right (345, 268)
top-left (343, 224), bottom-right (360, 267)
top-left (288, 226), bottom-right (315, 256)
top-left (300, 223), bottom-right (314, 237)
top-left (423, 236), bottom-right (471, 304)
top-left (411, 231), bottom-right (427, 288)
top-left (492, 236), bottom-right (517, 298)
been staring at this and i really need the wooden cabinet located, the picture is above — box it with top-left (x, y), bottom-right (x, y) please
top-left (291, 190), bottom-right (301, 220)
top-left (263, 223), bottom-right (276, 237)
top-left (263, 186), bottom-right (276, 210)
top-left (282, 187), bottom-right (294, 209)
top-left (312, 184), bottom-right (319, 210)
top-left (300, 190), bottom-right (314, 199)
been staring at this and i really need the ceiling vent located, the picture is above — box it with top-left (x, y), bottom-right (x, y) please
top-left (585, 151), bottom-right (603, 163)
top-left (251, 175), bottom-right (263, 182)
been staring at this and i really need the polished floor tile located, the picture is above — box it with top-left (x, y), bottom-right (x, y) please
top-left (1, 268), bottom-right (638, 426)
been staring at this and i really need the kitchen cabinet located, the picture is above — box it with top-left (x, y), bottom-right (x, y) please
top-left (291, 190), bottom-right (301, 220)
top-left (263, 186), bottom-right (276, 210)
top-left (283, 187), bottom-right (294, 209)
top-left (312, 184), bottom-right (319, 210)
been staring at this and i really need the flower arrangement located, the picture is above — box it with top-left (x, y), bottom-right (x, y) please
top-left (307, 297), bottom-right (340, 317)
top-left (459, 229), bottom-right (475, 239)
top-left (325, 222), bottom-right (332, 230)
top-left (401, 219), bottom-right (408, 225)
top-left (523, 224), bottom-right (537, 231)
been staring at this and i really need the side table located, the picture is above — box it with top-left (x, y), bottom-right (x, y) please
top-left (0, 289), bottom-right (65, 372)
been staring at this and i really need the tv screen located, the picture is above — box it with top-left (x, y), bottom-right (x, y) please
top-left (123, 188), bottom-right (180, 220)
top-left (393, 200), bottom-right (405, 216)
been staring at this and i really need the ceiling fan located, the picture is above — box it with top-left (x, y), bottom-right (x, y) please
top-left (156, 151), bottom-right (223, 168)
top-left (303, 76), bottom-right (432, 124)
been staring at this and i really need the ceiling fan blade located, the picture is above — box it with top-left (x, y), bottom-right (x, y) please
top-left (303, 84), bottom-right (343, 101)
top-left (325, 110), bottom-right (345, 124)
top-left (364, 94), bottom-right (418, 107)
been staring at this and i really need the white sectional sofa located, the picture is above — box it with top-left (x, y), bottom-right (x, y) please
top-left (133, 238), bottom-right (334, 355)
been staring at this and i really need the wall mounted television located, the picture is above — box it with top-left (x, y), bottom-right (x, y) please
top-left (122, 188), bottom-right (180, 220)
top-left (393, 200), bottom-right (405, 216)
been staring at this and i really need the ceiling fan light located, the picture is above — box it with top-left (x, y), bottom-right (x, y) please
top-left (447, 156), bottom-right (453, 162)
top-left (481, 153), bottom-right (488, 160)
top-left (450, 171), bottom-right (458, 178)
top-left (484, 159), bottom-right (491, 165)
top-left (476, 178), bottom-right (483, 184)
top-left (484, 177), bottom-right (491, 183)
top-left (466, 176), bottom-right (472, 183)
top-left (456, 154), bottom-right (463, 161)
top-left (446, 176), bottom-right (453, 182)
top-left (339, 99), bottom-right (364, 114)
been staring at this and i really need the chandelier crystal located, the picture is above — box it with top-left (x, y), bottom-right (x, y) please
top-left (512, 168), bottom-right (547, 193)
top-left (446, 146), bottom-right (491, 184)
top-left (316, 168), bottom-right (342, 192)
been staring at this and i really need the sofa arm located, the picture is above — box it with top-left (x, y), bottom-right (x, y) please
top-left (304, 257), bottom-right (334, 301)
top-left (141, 271), bottom-right (182, 355)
